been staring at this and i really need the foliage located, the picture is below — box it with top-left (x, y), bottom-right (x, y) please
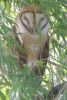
top-left (0, 0), bottom-right (67, 100)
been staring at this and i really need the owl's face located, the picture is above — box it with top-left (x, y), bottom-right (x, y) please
top-left (16, 12), bottom-right (50, 35)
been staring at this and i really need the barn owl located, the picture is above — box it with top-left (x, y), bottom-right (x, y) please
top-left (12, 5), bottom-right (50, 75)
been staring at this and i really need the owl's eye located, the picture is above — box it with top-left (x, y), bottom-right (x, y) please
top-left (20, 15), bottom-right (31, 33)
top-left (39, 17), bottom-right (45, 23)
top-left (39, 17), bottom-right (48, 30)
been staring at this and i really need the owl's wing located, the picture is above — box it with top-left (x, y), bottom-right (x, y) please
top-left (12, 25), bottom-right (27, 68)
top-left (39, 34), bottom-right (49, 63)
top-left (37, 35), bottom-right (49, 75)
